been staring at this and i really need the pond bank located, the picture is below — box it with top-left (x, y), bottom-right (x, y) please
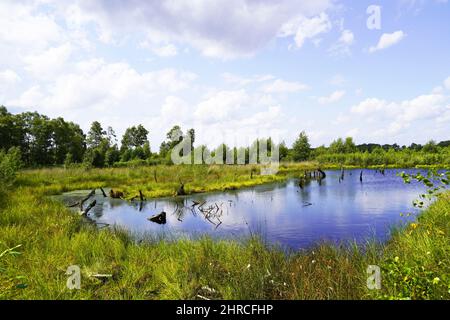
top-left (1, 165), bottom-right (448, 299)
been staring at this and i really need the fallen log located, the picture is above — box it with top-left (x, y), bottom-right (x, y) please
top-left (80, 200), bottom-right (96, 216)
top-left (148, 211), bottom-right (166, 224)
top-left (67, 189), bottom-right (95, 208)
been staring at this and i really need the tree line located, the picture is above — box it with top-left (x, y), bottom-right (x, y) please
top-left (1, 105), bottom-right (449, 169)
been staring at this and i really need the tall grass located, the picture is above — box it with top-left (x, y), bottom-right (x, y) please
top-left (0, 164), bottom-right (448, 299)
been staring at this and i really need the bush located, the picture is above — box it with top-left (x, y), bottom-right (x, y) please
top-left (0, 147), bottom-right (23, 188)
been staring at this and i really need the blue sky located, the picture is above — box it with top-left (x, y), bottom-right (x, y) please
top-left (0, 0), bottom-right (449, 149)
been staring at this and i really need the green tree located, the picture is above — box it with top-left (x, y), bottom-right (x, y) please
top-left (159, 125), bottom-right (183, 158)
top-left (329, 138), bottom-right (345, 154)
top-left (86, 121), bottom-right (107, 149)
top-left (121, 125), bottom-right (149, 150)
top-left (104, 146), bottom-right (120, 167)
top-left (51, 118), bottom-right (86, 164)
top-left (0, 106), bottom-right (26, 153)
top-left (422, 140), bottom-right (438, 153)
top-left (278, 141), bottom-right (289, 161)
top-left (19, 112), bottom-right (53, 166)
top-left (344, 137), bottom-right (357, 153)
top-left (292, 131), bottom-right (311, 161)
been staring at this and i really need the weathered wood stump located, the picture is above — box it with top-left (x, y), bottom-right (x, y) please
top-left (148, 211), bottom-right (166, 224)
top-left (176, 183), bottom-right (186, 196)
top-left (109, 189), bottom-right (124, 199)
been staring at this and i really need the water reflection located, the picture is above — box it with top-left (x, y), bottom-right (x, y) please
top-left (56, 169), bottom-right (427, 249)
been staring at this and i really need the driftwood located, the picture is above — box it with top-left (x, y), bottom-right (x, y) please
top-left (80, 200), bottom-right (96, 216)
top-left (317, 168), bottom-right (326, 178)
top-left (100, 187), bottom-right (108, 197)
top-left (148, 211), bottom-right (166, 224)
top-left (191, 200), bottom-right (203, 207)
top-left (109, 189), bottom-right (124, 199)
top-left (67, 189), bottom-right (95, 209)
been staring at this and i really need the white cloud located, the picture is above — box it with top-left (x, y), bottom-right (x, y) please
top-left (0, 69), bottom-right (21, 85)
top-left (0, 1), bottom-right (62, 51)
top-left (328, 29), bottom-right (354, 56)
top-left (161, 96), bottom-right (190, 122)
top-left (444, 76), bottom-right (450, 90)
top-left (191, 91), bottom-right (286, 147)
top-left (8, 59), bottom-right (198, 139)
top-left (262, 79), bottom-right (309, 93)
top-left (339, 29), bottom-right (354, 45)
top-left (318, 90), bottom-right (346, 104)
top-left (194, 90), bottom-right (249, 123)
top-left (24, 43), bottom-right (73, 79)
top-left (280, 13), bottom-right (332, 48)
top-left (329, 74), bottom-right (346, 86)
top-left (369, 31), bottom-right (406, 53)
top-left (72, 0), bottom-right (333, 58)
top-left (152, 44), bottom-right (178, 57)
top-left (350, 92), bottom-right (448, 136)
top-left (8, 86), bottom-right (45, 108)
top-left (222, 73), bottom-right (275, 86)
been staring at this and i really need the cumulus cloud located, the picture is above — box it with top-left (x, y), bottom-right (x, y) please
top-left (8, 59), bottom-right (198, 136)
top-left (152, 44), bottom-right (178, 57)
top-left (369, 30), bottom-right (406, 53)
top-left (70, 0), bottom-right (332, 58)
top-left (262, 79), bottom-right (309, 93)
top-left (444, 76), bottom-right (450, 90)
top-left (328, 29), bottom-right (354, 56)
top-left (194, 90), bottom-right (249, 123)
top-left (0, 1), bottom-right (63, 51)
top-left (350, 91), bottom-right (448, 138)
top-left (279, 12), bottom-right (332, 49)
top-left (222, 73), bottom-right (275, 86)
top-left (0, 69), bottom-right (21, 85)
top-left (318, 90), bottom-right (346, 104)
top-left (24, 43), bottom-right (73, 79)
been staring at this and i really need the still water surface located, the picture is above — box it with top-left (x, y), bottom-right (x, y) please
top-left (57, 169), bottom-right (425, 249)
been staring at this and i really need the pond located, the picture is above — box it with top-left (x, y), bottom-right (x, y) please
top-left (56, 169), bottom-right (426, 250)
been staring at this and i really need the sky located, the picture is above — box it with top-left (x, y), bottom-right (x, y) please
top-left (0, 0), bottom-right (449, 149)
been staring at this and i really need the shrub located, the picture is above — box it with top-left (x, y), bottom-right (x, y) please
top-left (0, 147), bottom-right (23, 188)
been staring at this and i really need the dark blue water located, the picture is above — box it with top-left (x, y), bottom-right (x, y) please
top-left (58, 169), bottom-right (426, 249)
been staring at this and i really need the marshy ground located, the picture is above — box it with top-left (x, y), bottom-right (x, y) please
top-left (0, 164), bottom-right (448, 299)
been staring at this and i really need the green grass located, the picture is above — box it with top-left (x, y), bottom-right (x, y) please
top-left (17, 162), bottom-right (318, 198)
top-left (0, 164), bottom-right (449, 299)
